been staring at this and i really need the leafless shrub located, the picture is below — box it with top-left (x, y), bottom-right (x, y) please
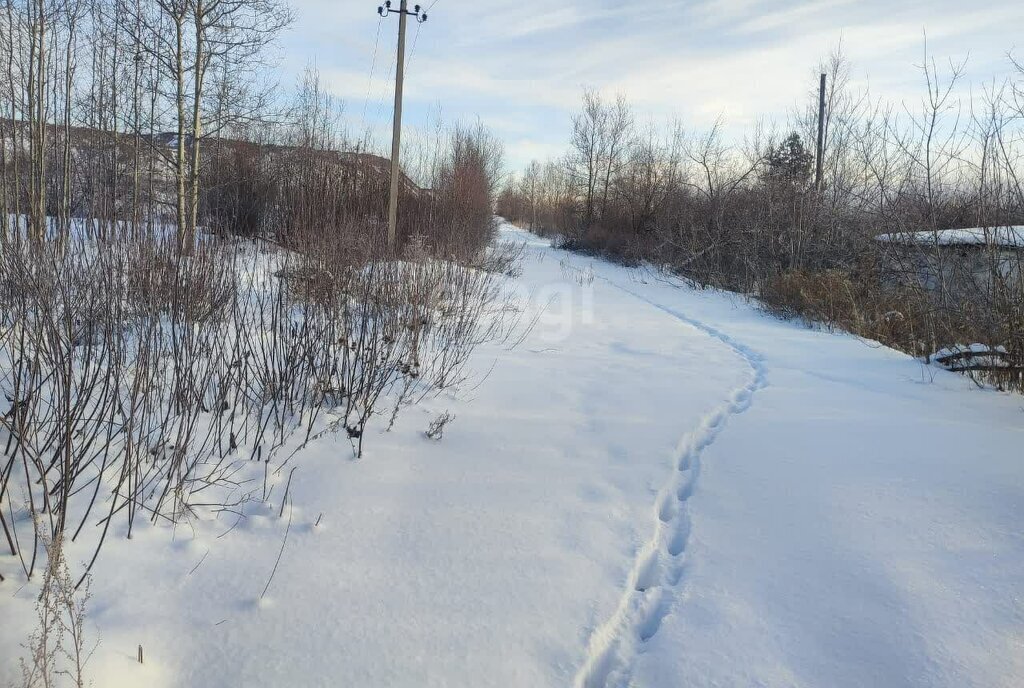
top-left (0, 207), bottom-right (515, 589)
top-left (475, 237), bottom-right (526, 278)
top-left (560, 258), bottom-right (595, 287)
top-left (425, 411), bottom-right (454, 441)
top-left (0, 8), bottom-right (511, 591)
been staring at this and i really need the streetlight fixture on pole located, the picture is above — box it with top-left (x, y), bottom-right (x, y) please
top-left (378, 0), bottom-right (428, 249)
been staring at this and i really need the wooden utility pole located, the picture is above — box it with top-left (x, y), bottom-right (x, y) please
top-left (815, 72), bottom-right (826, 192)
top-left (378, 1), bottom-right (428, 248)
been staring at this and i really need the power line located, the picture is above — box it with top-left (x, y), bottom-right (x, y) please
top-left (373, 51), bottom-right (397, 124)
top-left (359, 15), bottom-right (385, 132)
top-left (406, 0), bottom-right (440, 72)
top-left (406, 0), bottom-right (442, 94)
top-left (407, 21), bottom-right (422, 72)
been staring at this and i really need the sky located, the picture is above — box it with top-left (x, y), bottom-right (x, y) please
top-left (274, 0), bottom-right (1024, 171)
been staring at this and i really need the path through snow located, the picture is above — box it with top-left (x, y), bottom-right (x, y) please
top-left (573, 275), bottom-right (768, 688)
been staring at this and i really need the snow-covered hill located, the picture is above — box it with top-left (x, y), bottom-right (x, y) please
top-left (2, 220), bottom-right (1022, 688)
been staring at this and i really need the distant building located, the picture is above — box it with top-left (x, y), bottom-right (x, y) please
top-left (875, 226), bottom-right (1024, 300)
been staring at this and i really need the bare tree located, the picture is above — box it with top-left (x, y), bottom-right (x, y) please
top-left (127, 0), bottom-right (291, 247)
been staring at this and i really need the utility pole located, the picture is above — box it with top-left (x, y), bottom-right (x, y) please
top-left (815, 72), bottom-right (826, 192)
top-left (378, 0), bottom-right (428, 248)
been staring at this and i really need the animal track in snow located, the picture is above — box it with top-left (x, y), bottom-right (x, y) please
top-left (573, 276), bottom-right (767, 688)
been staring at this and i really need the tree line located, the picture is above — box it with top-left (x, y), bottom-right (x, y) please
top-left (498, 49), bottom-right (1024, 391)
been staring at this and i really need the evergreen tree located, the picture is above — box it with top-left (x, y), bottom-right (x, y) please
top-left (764, 132), bottom-right (813, 185)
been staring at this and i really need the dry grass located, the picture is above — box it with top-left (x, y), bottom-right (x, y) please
top-left (760, 268), bottom-right (1024, 392)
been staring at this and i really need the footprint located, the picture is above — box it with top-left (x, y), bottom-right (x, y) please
top-left (678, 451), bottom-right (694, 472)
top-left (677, 479), bottom-right (694, 502)
top-left (733, 388), bottom-right (752, 407)
top-left (668, 515), bottom-right (690, 556)
top-left (637, 590), bottom-right (668, 642)
top-left (657, 494), bottom-right (676, 522)
top-left (634, 548), bottom-right (660, 592)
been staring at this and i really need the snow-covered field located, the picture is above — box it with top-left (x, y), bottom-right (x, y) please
top-left (2, 220), bottom-right (1022, 687)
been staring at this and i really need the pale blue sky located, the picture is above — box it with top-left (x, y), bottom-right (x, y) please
top-left (275, 0), bottom-right (1024, 169)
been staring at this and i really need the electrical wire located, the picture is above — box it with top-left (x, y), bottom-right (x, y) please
top-left (403, 0), bottom-right (438, 85)
top-left (359, 14), bottom-right (385, 133)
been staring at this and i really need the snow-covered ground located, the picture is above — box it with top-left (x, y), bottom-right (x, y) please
top-left (3, 220), bottom-right (1022, 687)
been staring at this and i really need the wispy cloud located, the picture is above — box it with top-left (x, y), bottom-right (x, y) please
top-left (281, 0), bottom-right (1024, 168)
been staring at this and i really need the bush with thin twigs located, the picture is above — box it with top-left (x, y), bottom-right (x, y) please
top-left (425, 411), bottom-right (454, 441)
top-left (0, 212), bottom-right (521, 589)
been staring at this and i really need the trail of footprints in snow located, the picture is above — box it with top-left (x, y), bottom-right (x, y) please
top-left (574, 279), bottom-right (767, 688)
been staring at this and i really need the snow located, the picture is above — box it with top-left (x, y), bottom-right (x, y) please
top-left (3, 219), bottom-right (1023, 688)
top-left (935, 343), bottom-right (1010, 357)
top-left (875, 226), bottom-right (1024, 248)
top-left (933, 343), bottom-right (1015, 371)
